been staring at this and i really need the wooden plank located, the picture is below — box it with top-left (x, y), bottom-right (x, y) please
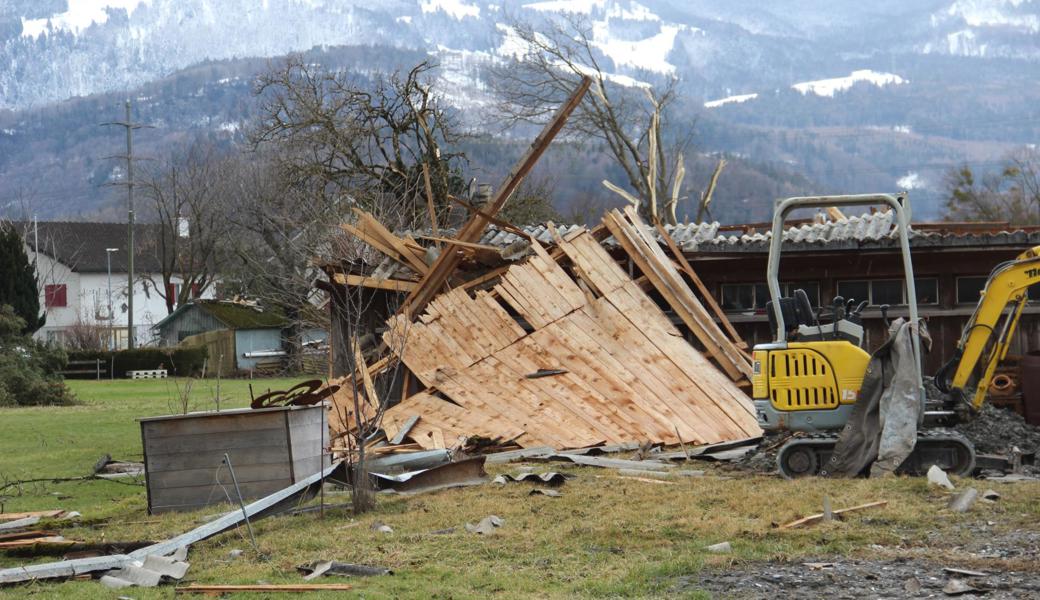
top-left (403, 76), bottom-right (591, 317)
top-left (422, 161), bottom-right (440, 247)
top-left (779, 500), bottom-right (888, 530)
top-left (145, 446), bottom-right (293, 473)
top-left (141, 427), bottom-right (288, 454)
top-left (0, 510), bottom-right (64, 522)
top-left (352, 339), bottom-right (379, 411)
top-left (654, 220), bottom-right (745, 348)
top-left (577, 297), bottom-right (741, 443)
top-left (147, 463), bottom-right (293, 490)
top-left (603, 210), bottom-right (747, 381)
top-left (177, 584), bottom-right (354, 594)
top-left (334, 273), bottom-right (417, 293)
top-left (141, 412), bottom-right (284, 438)
top-left (352, 209), bottom-right (430, 276)
top-left (607, 285), bottom-right (760, 434)
top-left (389, 415), bottom-right (420, 445)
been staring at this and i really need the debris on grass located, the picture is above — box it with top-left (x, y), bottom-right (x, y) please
top-left (528, 488), bottom-right (562, 497)
top-left (778, 500), bottom-right (888, 530)
top-left (704, 541), bottom-right (732, 553)
top-left (928, 465), bottom-right (955, 490)
top-left (297, 561), bottom-right (392, 579)
top-left (176, 583), bottom-right (355, 594)
top-left (465, 515), bottom-right (503, 535)
top-left (947, 488), bottom-right (978, 513)
top-left (492, 472), bottom-right (570, 486)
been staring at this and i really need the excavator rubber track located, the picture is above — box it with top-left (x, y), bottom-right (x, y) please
top-left (777, 428), bottom-right (975, 478)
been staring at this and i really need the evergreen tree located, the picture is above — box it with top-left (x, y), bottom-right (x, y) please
top-left (0, 222), bottom-right (44, 334)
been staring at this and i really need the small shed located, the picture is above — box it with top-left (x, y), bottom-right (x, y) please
top-left (153, 300), bottom-right (287, 371)
top-left (139, 405), bottom-right (328, 514)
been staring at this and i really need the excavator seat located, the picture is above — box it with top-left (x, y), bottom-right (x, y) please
top-left (766, 288), bottom-right (816, 337)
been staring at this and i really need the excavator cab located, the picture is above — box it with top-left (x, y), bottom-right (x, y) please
top-left (751, 193), bottom-right (923, 434)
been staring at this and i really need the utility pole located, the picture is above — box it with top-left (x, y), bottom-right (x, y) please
top-left (102, 100), bottom-right (151, 349)
top-left (106, 248), bottom-right (118, 350)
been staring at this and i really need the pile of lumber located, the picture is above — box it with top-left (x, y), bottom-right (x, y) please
top-left (322, 76), bottom-right (760, 452)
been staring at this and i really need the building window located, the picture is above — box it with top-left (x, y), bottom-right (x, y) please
top-left (721, 282), bottom-right (820, 312)
top-left (1029, 285), bottom-right (1040, 302)
top-left (837, 278), bottom-right (939, 306)
top-left (166, 283), bottom-right (182, 306)
top-left (44, 284), bottom-right (67, 308)
top-left (914, 278), bottom-right (939, 305)
top-left (956, 276), bottom-right (988, 305)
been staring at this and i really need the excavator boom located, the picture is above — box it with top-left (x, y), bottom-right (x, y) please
top-left (940, 246), bottom-right (1040, 411)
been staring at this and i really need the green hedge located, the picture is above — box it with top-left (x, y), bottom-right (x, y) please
top-left (67, 347), bottom-right (209, 378)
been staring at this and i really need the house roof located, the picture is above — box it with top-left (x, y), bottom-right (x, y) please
top-left (11, 221), bottom-right (164, 273)
top-left (471, 212), bottom-right (1040, 254)
top-left (693, 210), bottom-right (1040, 253)
top-left (153, 300), bottom-right (287, 331)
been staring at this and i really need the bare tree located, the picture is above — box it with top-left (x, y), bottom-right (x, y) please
top-left (140, 139), bottom-right (231, 314)
top-left (251, 57), bottom-right (466, 229)
top-left (218, 150), bottom-right (336, 372)
top-left (491, 14), bottom-right (698, 224)
top-left (945, 147), bottom-right (1040, 226)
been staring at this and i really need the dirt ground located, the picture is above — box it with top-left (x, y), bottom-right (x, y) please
top-left (689, 556), bottom-right (1040, 599)
top-left (684, 501), bottom-right (1040, 599)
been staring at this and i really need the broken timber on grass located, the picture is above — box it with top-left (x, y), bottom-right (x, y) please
top-left (369, 218), bottom-right (761, 450)
top-left (778, 500), bottom-right (888, 530)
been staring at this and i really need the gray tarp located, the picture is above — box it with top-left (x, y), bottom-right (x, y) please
top-left (821, 319), bottom-right (929, 477)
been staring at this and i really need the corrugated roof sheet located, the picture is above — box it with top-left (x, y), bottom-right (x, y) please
top-left (384, 212), bottom-right (1040, 264)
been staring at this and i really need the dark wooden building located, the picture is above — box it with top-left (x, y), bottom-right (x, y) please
top-left (679, 212), bottom-right (1040, 374)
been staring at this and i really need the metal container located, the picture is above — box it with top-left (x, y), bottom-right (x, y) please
top-left (1021, 351), bottom-right (1040, 426)
top-left (140, 405), bottom-right (328, 514)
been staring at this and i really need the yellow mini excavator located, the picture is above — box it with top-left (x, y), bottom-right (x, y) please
top-left (751, 193), bottom-right (1040, 477)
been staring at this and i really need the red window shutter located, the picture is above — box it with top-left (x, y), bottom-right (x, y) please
top-left (45, 284), bottom-right (67, 308)
top-left (191, 283), bottom-right (201, 299)
top-left (166, 283), bottom-right (178, 305)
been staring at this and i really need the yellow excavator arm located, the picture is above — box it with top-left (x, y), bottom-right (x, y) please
top-left (940, 245), bottom-right (1040, 410)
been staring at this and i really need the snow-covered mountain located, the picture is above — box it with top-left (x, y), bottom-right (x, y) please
top-left (2, 0), bottom-right (1038, 110)
top-left (1, 0), bottom-right (1037, 222)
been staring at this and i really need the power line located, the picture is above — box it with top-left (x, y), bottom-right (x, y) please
top-left (101, 100), bottom-right (153, 350)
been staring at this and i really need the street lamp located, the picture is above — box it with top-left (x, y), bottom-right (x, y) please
top-left (106, 248), bottom-right (118, 350)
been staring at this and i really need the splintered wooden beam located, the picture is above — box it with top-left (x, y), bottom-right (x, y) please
top-left (653, 221), bottom-right (746, 350)
top-left (333, 273), bottom-right (418, 293)
top-left (778, 500), bottom-right (887, 530)
top-left (352, 340), bottom-right (379, 411)
top-left (351, 209), bottom-right (430, 276)
top-left (403, 76), bottom-right (592, 318)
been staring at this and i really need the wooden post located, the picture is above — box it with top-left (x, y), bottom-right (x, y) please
top-left (402, 76), bottom-right (592, 318)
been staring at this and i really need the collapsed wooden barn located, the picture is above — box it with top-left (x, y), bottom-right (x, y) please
top-left (315, 77), bottom-right (761, 455)
top-left (319, 207), bottom-right (762, 451)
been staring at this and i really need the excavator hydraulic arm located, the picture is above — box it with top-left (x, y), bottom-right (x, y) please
top-left (942, 245), bottom-right (1040, 411)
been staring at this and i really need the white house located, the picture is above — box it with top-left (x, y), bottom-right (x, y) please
top-left (18, 221), bottom-right (215, 349)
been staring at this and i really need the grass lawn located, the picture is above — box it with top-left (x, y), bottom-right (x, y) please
top-left (2, 379), bottom-right (1039, 598)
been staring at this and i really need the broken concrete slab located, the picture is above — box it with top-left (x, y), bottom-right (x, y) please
top-left (465, 515), bottom-right (503, 535)
top-left (948, 488), bottom-right (978, 513)
top-left (942, 578), bottom-right (979, 595)
top-left (927, 465), bottom-right (955, 490)
top-left (705, 542), bottom-right (732, 553)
